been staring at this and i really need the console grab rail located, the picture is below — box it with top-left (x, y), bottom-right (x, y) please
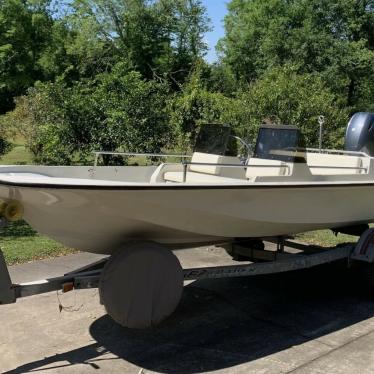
top-left (305, 148), bottom-right (369, 157)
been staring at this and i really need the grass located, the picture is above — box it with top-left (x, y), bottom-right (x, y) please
top-left (0, 136), bottom-right (33, 165)
top-left (0, 220), bottom-right (76, 266)
top-left (296, 230), bottom-right (357, 247)
top-left (1, 222), bottom-right (357, 266)
top-left (0, 144), bottom-right (33, 165)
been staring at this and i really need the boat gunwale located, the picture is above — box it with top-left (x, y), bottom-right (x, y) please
top-left (1, 179), bottom-right (374, 190)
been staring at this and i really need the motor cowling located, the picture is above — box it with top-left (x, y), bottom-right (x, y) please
top-left (345, 112), bottom-right (374, 156)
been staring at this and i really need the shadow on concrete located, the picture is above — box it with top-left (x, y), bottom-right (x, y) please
top-left (5, 263), bottom-right (374, 374)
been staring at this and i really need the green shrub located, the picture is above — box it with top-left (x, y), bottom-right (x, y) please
top-left (0, 138), bottom-right (12, 158)
top-left (0, 114), bottom-right (14, 158)
top-left (168, 67), bottom-right (237, 151)
top-left (169, 65), bottom-right (349, 152)
top-left (12, 63), bottom-right (172, 165)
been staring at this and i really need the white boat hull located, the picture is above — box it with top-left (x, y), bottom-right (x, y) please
top-left (0, 180), bottom-right (373, 254)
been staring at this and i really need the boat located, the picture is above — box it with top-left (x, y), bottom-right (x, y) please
top-left (4, 112), bottom-right (374, 330)
top-left (0, 113), bottom-right (374, 254)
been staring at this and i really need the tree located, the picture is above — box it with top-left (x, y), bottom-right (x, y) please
top-left (0, 0), bottom-right (210, 117)
top-left (0, 117), bottom-right (13, 158)
top-left (169, 64), bottom-right (349, 152)
top-left (66, 0), bottom-right (210, 84)
top-left (158, 0), bottom-right (211, 85)
top-left (168, 65), bottom-right (237, 150)
top-left (219, 0), bottom-right (374, 109)
top-left (0, 0), bottom-right (58, 113)
top-left (235, 66), bottom-right (349, 149)
top-left (11, 63), bottom-right (171, 164)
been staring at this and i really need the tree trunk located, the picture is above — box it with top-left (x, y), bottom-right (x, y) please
top-left (347, 78), bottom-right (355, 107)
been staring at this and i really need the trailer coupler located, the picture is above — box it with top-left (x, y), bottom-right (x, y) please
top-left (0, 251), bottom-right (108, 304)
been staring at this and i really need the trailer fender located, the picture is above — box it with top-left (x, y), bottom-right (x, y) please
top-left (351, 228), bottom-right (374, 263)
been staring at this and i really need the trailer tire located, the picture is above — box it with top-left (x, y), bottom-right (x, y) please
top-left (99, 241), bottom-right (183, 329)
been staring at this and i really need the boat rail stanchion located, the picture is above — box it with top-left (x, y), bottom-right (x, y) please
top-left (93, 152), bottom-right (99, 167)
top-left (182, 161), bottom-right (188, 182)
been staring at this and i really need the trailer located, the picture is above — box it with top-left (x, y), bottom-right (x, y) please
top-left (2, 230), bottom-right (374, 329)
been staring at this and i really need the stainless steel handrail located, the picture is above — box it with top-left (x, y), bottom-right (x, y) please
top-left (305, 148), bottom-right (370, 157)
top-left (308, 165), bottom-right (367, 170)
top-left (230, 135), bottom-right (252, 160)
top-left (93, 151), bottom-right (192, 167)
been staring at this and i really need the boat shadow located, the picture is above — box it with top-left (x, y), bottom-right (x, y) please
top-left (5, 263), bottom-right (374, 374)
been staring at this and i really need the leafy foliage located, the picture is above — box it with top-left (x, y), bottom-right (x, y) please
top-left (219, 0), bottom-right (374, 109)
top-left (0, 0), bottom-right (51, 112)
top-left (0, 137), bottom-right (12, 158)
top-left (9, 64), bottom-right (171, 164)
top-left (0, 112), bottom-right (14, 158)
top-left (168, 66), bottom-right (235, 149)
top-left (1, 0), bottom-right (373, 163)
top-left (235, 66), bottom-right (349, 149)
top-left (61, 0), bottom-right (210, 84)
top-left (170, 65), bottom-right (348, 151)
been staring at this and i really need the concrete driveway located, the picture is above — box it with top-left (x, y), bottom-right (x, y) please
top-left (2, 245), bottom-right (374, 373)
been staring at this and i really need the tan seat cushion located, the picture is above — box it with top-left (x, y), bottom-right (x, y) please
top-left (189, 152), bottom-right (245, 179)
top-left (245, 158), bottom-right (289, 178)
top-left (307, 153), bottom-right (363, 175)
top-left (163, 171), bottom-right (242, 184)
top-left (189, 152), bottom-right (224, 175)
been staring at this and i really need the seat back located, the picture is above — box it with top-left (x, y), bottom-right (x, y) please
top-left (189, 152), bottom-right (223, 175)
top-left (307, 153), bottom-right (364, 175)
top-left (189, 152), bottom-right (246, 179)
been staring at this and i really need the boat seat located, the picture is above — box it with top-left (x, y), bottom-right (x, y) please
top-left (188, 152), bottom-right (246, 179)
top-left (152, 152), bottom-right (246, 183)
top-left (245, 158), bottom-right (289, 178)
top-left (163, 171), bottom-right (242, 183)
top-left (188, 152), bottom-right (223, 175)
top-left (307, 153), bottom-right (364, 175)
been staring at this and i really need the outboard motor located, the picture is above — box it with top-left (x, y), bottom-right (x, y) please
top-left (345, 112), bottom-right (374, 156)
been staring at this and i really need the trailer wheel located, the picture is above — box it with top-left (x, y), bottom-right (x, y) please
top-left (99, 241), bottom-right (183, 329)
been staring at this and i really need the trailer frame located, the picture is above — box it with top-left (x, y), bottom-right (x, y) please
top-left (2, 229), bottom-right (374, 306)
